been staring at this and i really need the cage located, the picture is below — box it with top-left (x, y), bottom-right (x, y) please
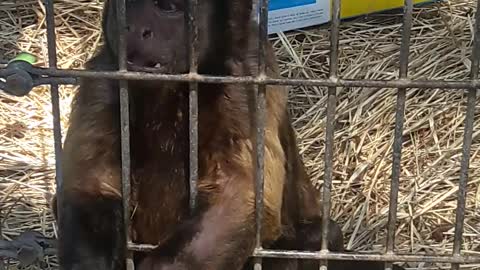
top-left (0, 0), bottom-right (479, 269)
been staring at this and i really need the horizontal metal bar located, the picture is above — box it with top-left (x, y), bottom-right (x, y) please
top-left (34, 77), bottom-right (77, 86)
top-left (128, 242), bottom-right (158, 251)
top-left (253, 249), bottom-right (480, 264)
top-left (5, 67), bottom-right (480, 89)
top-left (127, 242), bottom-right (480, 264)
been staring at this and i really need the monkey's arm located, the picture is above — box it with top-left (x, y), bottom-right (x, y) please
top-left (137, 173), bottom-right (257, 270)
top-left (53, 52), bottom-right (126, 270)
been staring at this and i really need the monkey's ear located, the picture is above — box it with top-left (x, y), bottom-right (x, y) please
top-left (225, 0), bottom-right (254, 62)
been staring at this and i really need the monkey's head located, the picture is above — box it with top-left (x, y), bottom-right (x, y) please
top-left (101, 0), bottom-right (254, 76)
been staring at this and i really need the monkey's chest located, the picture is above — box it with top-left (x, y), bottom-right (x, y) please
top-left (130, 163), bottom-right (190, 246)
top-left (128, 102), bottom-right (192, 245)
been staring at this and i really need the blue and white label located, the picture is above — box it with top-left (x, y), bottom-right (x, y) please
top-left (269, 0), bottom-right (316, 11)
top-left (253, 0), bottom-right (330, 34)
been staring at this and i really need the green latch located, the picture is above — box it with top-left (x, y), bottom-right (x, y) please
top-left (9, 52), bottom-right (37, 65)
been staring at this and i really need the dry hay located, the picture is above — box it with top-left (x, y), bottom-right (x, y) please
top-left (0, 0), bottom-right (479, 269)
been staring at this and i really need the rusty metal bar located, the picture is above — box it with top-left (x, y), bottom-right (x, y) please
top-left (187, 0), bottom-right (199, 213)
top-left (451, 1), bottom-right (480, 269)
top-left (254, 0), bottom-right (269, 269)
top-left (253, 85), bottom-right (266, 270)
top-left (319, 0), bottom-right (341, 270)
top-left (258, 0), bottom-right (268, 75)
top-left (115, 0), bottom-right (134, 270)
top-left (9, 66), bottom-right (480, 89)
top-left (127, 242), bottom-right (480, 265)
top-left (0, 221), bottom-right (3, 270)
top-left (33, 77), bottom-right (77, 86)
top-left (384, 1), bottom-right (413, 270)
top-left (252, 249), bottom-right (480, 264)
top-left (128, 242), bottom-right (158, 251)
top-left (44, 0), bottom-right (64, 241)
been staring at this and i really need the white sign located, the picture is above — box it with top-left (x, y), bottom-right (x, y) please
top-left (268, 0), bottom-right (330, 33)
top-left (253, 0), bottom-right (330, 34)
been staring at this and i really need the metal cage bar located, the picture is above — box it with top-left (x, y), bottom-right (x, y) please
top-left (253, 84), bottom-right (266, 270)
top-left (44, 0), bottom-right (64, 236)
top-left (1, 0), bottom-right (480, 269)
top-left (115, 1), bottom-right (135, 270)
top-left (11, 66), bottom-right (480, 89)
top-left (451, 0), bottom-right (480, 269)
top-left (384, 1), bottom-right (413, 270)
top-left (253, 250), bottom-right (480, 264)
top-left (318, 0), bottom-right (341, 269)
top-left (253, 0), bottom-right (269, 269)
top-left (187, 0), bottom-right (199, 213)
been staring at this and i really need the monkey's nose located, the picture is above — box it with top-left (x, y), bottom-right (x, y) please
top-left (141, 28), bottom-right (153, 40)
top-left (126, 24), bottom-right (154, 40)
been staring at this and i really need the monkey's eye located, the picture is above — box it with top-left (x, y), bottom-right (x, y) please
top-left (153, 0), bottom-right (178, 12)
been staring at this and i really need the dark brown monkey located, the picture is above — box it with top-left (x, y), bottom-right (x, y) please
top-left (50, 0), bottom-right (405, 270)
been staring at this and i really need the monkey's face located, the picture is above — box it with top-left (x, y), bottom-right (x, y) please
top-left (103, 0), bottom-right (217, 74)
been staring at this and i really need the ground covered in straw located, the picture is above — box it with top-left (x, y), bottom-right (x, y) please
top-left (1, 0), bottom-right (479, 269)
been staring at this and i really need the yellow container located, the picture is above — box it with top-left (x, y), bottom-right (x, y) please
top-left (340, 0), bottom-right (437, 19)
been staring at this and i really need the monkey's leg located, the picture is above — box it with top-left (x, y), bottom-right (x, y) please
top-left (52, 166), bottom-right (125, 270)
top-left (54, 192), bottom-right (126, 270)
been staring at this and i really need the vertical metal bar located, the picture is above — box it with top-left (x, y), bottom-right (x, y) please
top-left (117, 1), bottom-right (128, 72)
top-left (253, 86), bottom-right (266, 270)
top-left (0, 209), bottom-right (3, 269)
top-left (254, 0), bottom-right (268, 269)
top-left (451, 1), bottom-right (480, 269)
top-left (45, 0), bottom-right (64, 240)
top-left (187, 0), bottom-right (199, 213)
top-left (397, 0), bottom-right (413, 80)
top-left (385, 1), bottom-right (413, 270)
top-left (258, 0), bottom-right (268, 76)
top-left (116, 1), bottom-right (134, 270)
top-left (319, 1), bottom-right (341, 270)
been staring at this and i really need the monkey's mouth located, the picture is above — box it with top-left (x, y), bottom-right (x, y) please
top-left (127, 61), bottom-right (167, 73)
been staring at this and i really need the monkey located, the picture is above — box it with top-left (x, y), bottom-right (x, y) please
top-left (49, 0), bottom-right (406, 269)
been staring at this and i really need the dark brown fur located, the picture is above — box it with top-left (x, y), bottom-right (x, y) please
top-left (51, 0), bottom-right (405, 270)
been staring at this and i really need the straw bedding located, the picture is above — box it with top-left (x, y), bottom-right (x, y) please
top-left (0, 0), bottom-right (479, 269)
